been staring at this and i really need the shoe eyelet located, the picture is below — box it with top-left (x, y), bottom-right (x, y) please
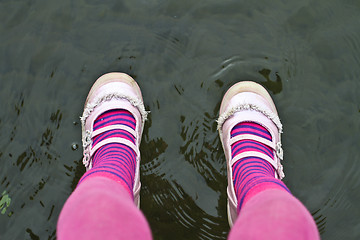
top-left (83, 152), bottom-right (90, 167)
top-left (83, 130), bottom-right (92, 148)
top-left (276, 142), bottom-right (283, 160)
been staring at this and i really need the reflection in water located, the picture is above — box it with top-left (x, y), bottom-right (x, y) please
top-left (26, 228), bottom-right (40, 240)
top-left (14, 93), bottom-right (25, 116)
top-left (16, 148), bottom-right (38, 172)
top-left (29, 178), bottom-right (48, 201)
top-left (65, 159), bottom-right (86, 192)
top-left (312, 209), bottom-right (326, 235)
top-left (140, 112), bottom-right (228, 239)
top-left (180, 113), bottom-right (225, 184)
top-left (0, 191), bottom-right (12, 215)
top-left (210, 55), bottom-right (283, 98)
top-left (258, 68), bottom-right (282, 94)
top-left (140, 114), bottom-right (169, 176)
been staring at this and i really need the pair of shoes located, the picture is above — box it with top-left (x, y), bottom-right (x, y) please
top-left (80, 72), bottom-right (284, 223)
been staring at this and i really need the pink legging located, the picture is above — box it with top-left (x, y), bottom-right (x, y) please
top-left (57, 177), bottom-right (319, 240)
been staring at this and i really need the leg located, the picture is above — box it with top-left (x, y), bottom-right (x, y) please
top-left (228, 189), bottom-right (319, 240)
top-left (57, 177), bottom-right (152, 240)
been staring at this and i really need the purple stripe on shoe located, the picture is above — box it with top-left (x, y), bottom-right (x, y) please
top-left (233, 158), bottom-right (272, 182)
top-left (93, 145), bottom-right (136, 168)
top-left (232, 141), bottom-right (274, 158)
top-left (230, 122), bottom-right (290, 211)
top-left (95, 117), bottom-right (136, 130)
top-left (78, 109), bottom-right (137, 195)
top-left (231, 124), bottom-right (272, 141)
top-left (94, 111), bottom-right (136, 130)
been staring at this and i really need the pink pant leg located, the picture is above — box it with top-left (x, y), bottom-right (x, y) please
top-left (228, 189), bottom-right (319, 240)
top-left (57, 177), bottom-right (152, 240)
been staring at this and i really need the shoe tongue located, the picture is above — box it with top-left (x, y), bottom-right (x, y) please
top-left (93, 82), bottom-right (138, 103)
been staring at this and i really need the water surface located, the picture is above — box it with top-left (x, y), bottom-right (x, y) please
top-left (1, 0), bottom-right (360, 239)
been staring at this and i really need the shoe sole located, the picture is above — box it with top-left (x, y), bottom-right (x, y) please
top-left (219, 81), bottom-right (278, 117)
top-left (85, 72), bottom-right (143, 108)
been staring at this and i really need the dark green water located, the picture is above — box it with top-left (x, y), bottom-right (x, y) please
top-left (1, 0), bottom-right (360, 239)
